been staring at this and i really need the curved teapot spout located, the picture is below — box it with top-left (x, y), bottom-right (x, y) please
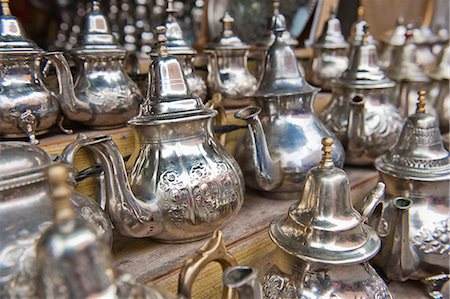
top-left (359, 182), bottom-right (385, 222)
top-left (223, 266), bottom-right (263, 299)
top-left (347, 95), bottom-right (368, 149)
top-left (60, 135), bottom-right (163, 238)
top-left (235, 106), bottom-right (283, 191)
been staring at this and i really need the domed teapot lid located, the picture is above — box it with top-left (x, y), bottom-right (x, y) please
top-left (71, 0), bottom-right (124, 54)
top-left (375, 91), bottom-right (450, 181)
top-left (162, 0), bottom-right (196, 55)
top-left (269, 138), bottom-right (380, 264)
top-left (0, 0), bottom-right (43, 53)
top-left (334, 25), bottom-right (395, 89)
top-left (313, 6), bottom-right (348, 49)
top-left (206, 12), bottom-right (250, 51)
top-left (129, 26), bottom-right (215, 125)
top-left (253, 15), bottom-right (317, 98)
top-left (428, 40), bottom-right (450, 80)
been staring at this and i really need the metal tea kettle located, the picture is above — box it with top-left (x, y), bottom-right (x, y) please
top-left (258, 138), bottom-right (392, 299)
top-left (47, 0), bottom-right (142, 129)
top-left (61, 27), bottom-right (245, 243)
top-left (370, 92), bottom-right (449, 292)
top-left (234, 17), bottom-right (344, 200)
top-left (0, 0), bottom-right (69, 144)
top-left (320, 25), bottom-right (402, 165)
top-left (0, 142), bottom-right (112, 298)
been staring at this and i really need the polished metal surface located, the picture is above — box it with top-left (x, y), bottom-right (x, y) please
top-left (321, 26), bottom-right (402, 165)
top-left (379, 17), bottom-right (408, 69)
top-left (258, 138), bottom-right (391, 298)
top-left (371, 93), bottom-right (450, 282)
top-left (48, 0), bottom-right (142, 129)
top-left (206, 12), bottom-right (257, 108)
top-left (0, 142), bottom-right (112, 298)
top-left (223, 266), bottom-right (263, 299)
top-left (62, 27), bottom-right (244, 243)
top-left (310, 6), bottom-right (349, 90)
top-left (234, 18), bottom-right (344, 199)
top-left (0, 0), bottom-right (62, 143)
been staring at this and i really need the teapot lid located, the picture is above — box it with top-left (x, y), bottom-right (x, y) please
top-left (206, 12), bottom-right (250, 51)
top-left (162, 0), bottom-right (196, 55)
top-left (129, 26), bottom-right (215, 125)
top-left (348, 6), bottom-right (367, 45)
top-left (313, 6), bottom-right (348, 49)
top-left (334, 26), bottom-right (395, 88)
top-left (253, 15), bottom-right (317, 98)
top-left (269, 138), bottom-right (380, 264)
top-left (412, 26), bottom-right (440, 45)
top-left (71, 0), bottom-right (124, 54)
top-left (385, 31), bottom-right (430, 82)
top-left (428, 41), bottom-right (450, 80)
top-left (375, 91), bottom-right (450, 180)
top-left (0, 0), bottom-right (43, 53)
top-left (381, 17), bottom-right (407, 46)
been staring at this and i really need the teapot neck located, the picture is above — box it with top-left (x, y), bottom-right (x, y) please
top-left (255, 92), bottom-right (316, 115)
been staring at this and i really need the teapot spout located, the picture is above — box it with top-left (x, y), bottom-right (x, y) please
top-left (235, 106), bottom-right (283, 191)
top-left (360, 182), bottom-right (385, 221)
top-left (347, 95), bottom-right (368, 149)
top-left (223, 266), bottom-right (263, 299)
top-left (61, 135), bottom-right (163, 238)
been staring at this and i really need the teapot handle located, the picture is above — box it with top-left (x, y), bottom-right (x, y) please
top-left (206, 93), bottom-right (229, 146)
top-left (178, 230), bottom-right (237, 299)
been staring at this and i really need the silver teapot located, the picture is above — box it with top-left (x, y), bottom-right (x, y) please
top-left (162, 0), bottom-right (206, 101)
top-left (320, 26), bottom-right (402, 165)
top-left (258, 138), bottom-right (392, 299)
top-left (379, 17), bottom-right (408, 69)
top-left (0, 142), bottom-right (112, 298)
top-left (47, 0), bottom-right (142, 129)
top-left (234, 17), bottom-right (344, 200)
top-left (370, 93), bottom-right (449, 290)
top-left (206, 12), bottom-right (258, 108)
top-left (0, 0), bottom-right (66, 144)
top-left (62, 27), bottom-right (245, 243)
top-left (310, 6), bottom-right (349, 91)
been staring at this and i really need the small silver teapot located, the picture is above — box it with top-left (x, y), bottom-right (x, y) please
top-left (310, 6), bottom-right (349, 90)
top-left (0, 0), bottom-right (66, 144)
top-left (234, 17), bottom-right (344, 200)
top-left (62, 27), bottom-right (245, 243)
top-left (321, 26), bottom-right (402, 165)
top-left (258, 138), bottom-right (392, 299)
top-left (0, 142), bottom-right (112, 298)
top-left (47, 0), bottom-right (142, 129)
top-left (206, 12), bottom-right (258, 108)
top-left (370, 93), bottom-right (449, 289)
top-left (161, 0), bottom-right (206, 101)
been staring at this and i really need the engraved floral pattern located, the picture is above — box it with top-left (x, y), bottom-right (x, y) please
top-left (414, 220), bottom-right (450, 254)
top-left (262, 274), bottom-right (297, 299)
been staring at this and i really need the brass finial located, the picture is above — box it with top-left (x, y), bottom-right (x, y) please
top-left (416, 90), bottom-right (426, 113)
top-left (167, 0), bottom-right (176, 20)
top-left (320, 137), bottom-right (334, 168)
top-left (155, 26), bottom-right (168, 57)
top-left (222, 12), bottom-right (235, 37)
top-left (329, 5), bottom-right (337, 18)
top-left (92, 0), bottom-right (100, 11)
top-left (273, 0), bottom-right (280, 15)
top-left (1, 0), bottom-right (11, 16)
top-left (48, 164), bottom-right (75, 224)
top-left (396, 16), bottom-right (404, 26)
top-left (357, 6), bottom-right (364, 20)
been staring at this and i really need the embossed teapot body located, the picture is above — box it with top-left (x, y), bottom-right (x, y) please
top-left (258, 139), bottom-right (392, 299)
top-left (371, 95), bottom-right (450, 284)
top-left (0, 142), bottom-right (112, 298)
top-left (63, 28), bottom-right (244, 243)
top-left (47, 1), bottom-right (141, 129)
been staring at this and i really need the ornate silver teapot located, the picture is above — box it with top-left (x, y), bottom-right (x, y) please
top-left (234, 17), bottom-right (344, 200)
top-left (47, 0), bottom-right (142, 129)
top-left (370, 93), bottom-right (449, 290)
top-left (206, 12), bottom-right (258, 108)
top-left (62, 27), bottom-right (245, 243)
top-left (320, 26), bottom-right (402, 165)
top-left (0, 142), bottom-right (112, 298)
top-left (0, 0), bottom-right (66, 144)
top-left (258, 138), bottom-right (392, 299)
top-left (162, 0), bottom-right (206, 101)
top-left (310, 6), bottom-right (349, 90)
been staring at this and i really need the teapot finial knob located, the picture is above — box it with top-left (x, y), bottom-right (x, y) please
top-left (167, 0), bottom-right (176, 20)
top-left (0, 0), bottom-right (11, 16)
top-left (221, 12), bottom-right (235, 37)
top-left (272, 0), bottom-right (280, 15)
top-left (48, 164), bottom-right (75, 224)
top-left (329, 4), bottom-right (337, 18)
top-left (155, 26), bottom-right (169, 57)
top-left (416, 90), bottom-right (427, 113)
top-left (320, 137), bottom-right (335, 168)
top-left (357, 6), bottom-right (364, 20)
top-left (92, 0), bottom-right (100, 11)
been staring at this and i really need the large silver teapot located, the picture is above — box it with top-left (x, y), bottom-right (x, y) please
top-left (0, 0), bottom-right (66, 144)
top-left (234, 17), bottom-right (344, 200)
top-left (370, 93), bottom-right (449, 290)
top-left (47, 0), bottom-right (142, 129)
top-left (258, 138), bottom-right (392, 299)
top-left (320, 26), bottom-right (402, 165)
top-left (0, 142), bottom-right (112, 298)
top-left (62, 27), bottom-right (245, 243)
